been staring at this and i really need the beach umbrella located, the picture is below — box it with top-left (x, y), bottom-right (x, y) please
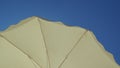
top-left (0, 16), bottom-right (119, 68)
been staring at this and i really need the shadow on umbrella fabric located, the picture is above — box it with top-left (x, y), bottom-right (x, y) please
top-left (0, 16), bottom-right (119, 68)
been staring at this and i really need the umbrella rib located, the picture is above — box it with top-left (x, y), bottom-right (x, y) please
top-left (38, 19), bottom-right (51, 68)
top-left (0, 34), bottom-right (42, 68)
top-left (58, 30), bottom-right (88, 68)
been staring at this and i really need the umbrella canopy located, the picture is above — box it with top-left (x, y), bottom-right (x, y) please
top-left (0, 16), bottom-right (119, 68)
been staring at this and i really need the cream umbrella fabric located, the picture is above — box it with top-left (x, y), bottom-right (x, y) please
top-left (0, 16), bottom-right (119, 68)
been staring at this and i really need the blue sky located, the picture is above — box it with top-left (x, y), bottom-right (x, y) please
top-left (0, 0), bottom-right (120, 65)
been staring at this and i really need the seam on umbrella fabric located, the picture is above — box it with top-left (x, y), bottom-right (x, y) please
top-left (38, 18), bottom-right (51, 68)
top-left (30, 59), bottom-right (41, 68)
top-left (0, 34), bottom-right (42, 68)
top-left (58, 30), bottom-right (88, 68)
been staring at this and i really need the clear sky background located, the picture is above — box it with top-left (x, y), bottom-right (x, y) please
top-left (0, 0), bottom-right (120, 65)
